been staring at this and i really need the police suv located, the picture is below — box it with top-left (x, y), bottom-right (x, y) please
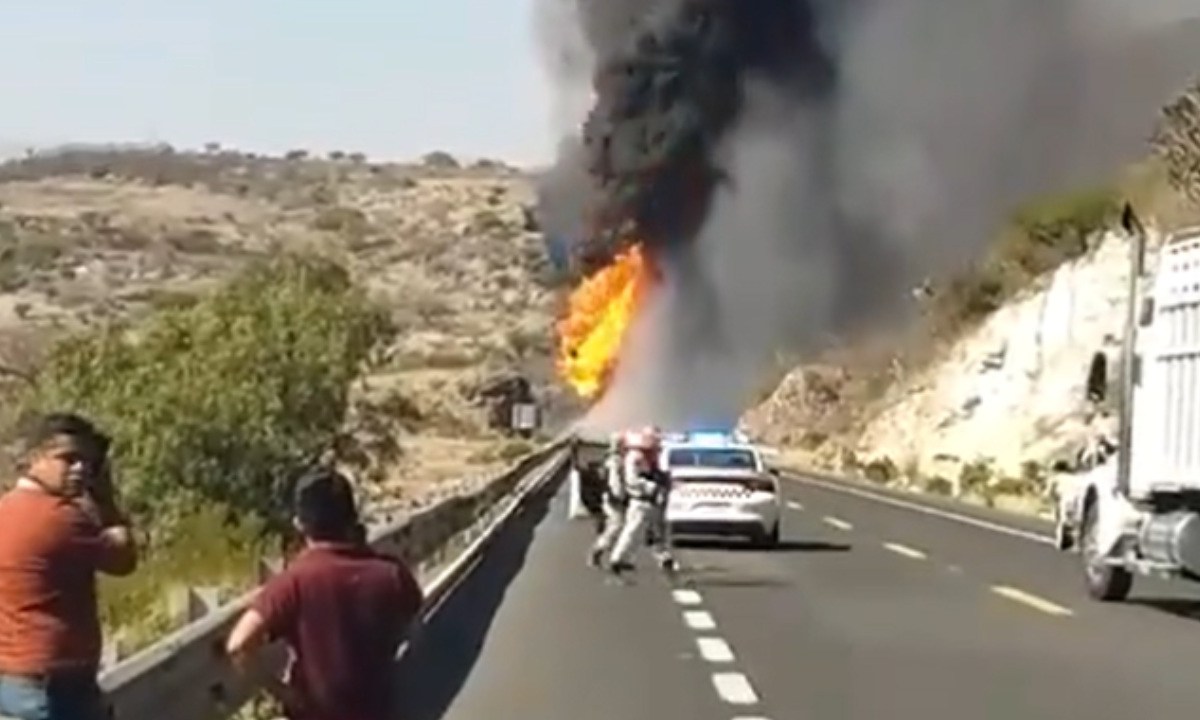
top-left (660, 429), bottom-right (783, 547)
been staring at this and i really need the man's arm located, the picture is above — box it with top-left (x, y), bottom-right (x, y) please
top-left (87, 461), bottom-right (138, 576)
top-left (226, 578), bottom-right (308, 713)
top-left (94, 525), bottom-right (138, 576)
top-left (226, 608), bottom-right (308, 713)
top-left (389, 560), bottom-right (426, 655)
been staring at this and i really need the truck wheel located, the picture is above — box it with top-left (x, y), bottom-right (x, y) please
top-left (1081, 499), bottom-right (1133, 601)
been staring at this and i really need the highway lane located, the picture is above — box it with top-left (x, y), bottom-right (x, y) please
top-left (394, 474), bottom-right (730, 720)
top-left (752, 474), bottom-right (1200, 716)
top-left (783, 472), bottom-right (1200, 623)
top-left (397, 469), bottom-right (1200, 720)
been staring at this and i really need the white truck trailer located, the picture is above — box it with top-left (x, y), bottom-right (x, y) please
top-left (1055, 205), bottom-right (1200, 601)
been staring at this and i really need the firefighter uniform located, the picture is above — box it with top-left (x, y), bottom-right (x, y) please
top-left (589, 436), bottom-right (627, 567)
top-left (609, 428), bottom-right (670, 573)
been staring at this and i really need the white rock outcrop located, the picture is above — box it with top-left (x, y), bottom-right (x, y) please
top-left (858, 229), bottom-right (1137, 481)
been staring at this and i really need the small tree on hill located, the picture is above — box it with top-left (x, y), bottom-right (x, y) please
top-left (1153, 79), bottom-right (1200, 206)
top-left (422, 151), bottom-right (459, 169)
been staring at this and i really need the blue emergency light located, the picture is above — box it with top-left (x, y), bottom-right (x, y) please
top-left (666, 427), bottom-right (750, 446)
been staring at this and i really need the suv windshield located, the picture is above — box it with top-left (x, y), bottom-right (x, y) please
top-left (667, 448), bottom-right (758, 470)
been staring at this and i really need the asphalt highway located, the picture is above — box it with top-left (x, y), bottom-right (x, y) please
top-left (396, 472), bottom-right (1200, 720)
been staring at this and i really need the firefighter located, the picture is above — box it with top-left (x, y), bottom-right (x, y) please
top-left (588, 432), bottom-right (627, 568)
top-left (645, 447), bottom-right (678, 574)
top-left (608, 426), bottom-right (668, 575)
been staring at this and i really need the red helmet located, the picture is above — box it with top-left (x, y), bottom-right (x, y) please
top-left (625, 425), bottom-right (662, 451)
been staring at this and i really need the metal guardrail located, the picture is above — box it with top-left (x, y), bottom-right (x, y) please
top-left (97, 440), bottom-right (569, 720)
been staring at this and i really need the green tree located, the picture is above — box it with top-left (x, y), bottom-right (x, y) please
top-left (28, 253), bottom-right (394, 536)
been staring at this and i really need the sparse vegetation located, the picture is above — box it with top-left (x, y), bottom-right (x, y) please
top-left (920, 475), bottom-right (954, 496)
top-left (28, 254), bottom-right (394, 530)
top-left (929, 185), bottom-right (1121, 331)
top-left (0, 145), bottom-right (558, 649)
top-left (10, 255), bottom-right (398, 636)
top-left (958, 458), bottom-right (994, 497)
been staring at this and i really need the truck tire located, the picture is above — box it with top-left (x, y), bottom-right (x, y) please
top-left (1081, 498), bottom-right (1133, 601)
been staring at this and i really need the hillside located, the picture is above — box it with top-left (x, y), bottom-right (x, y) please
top-left (0, 145), bottom-right (558, 508)
top-left (747, 56), bottom-right (1200, 516)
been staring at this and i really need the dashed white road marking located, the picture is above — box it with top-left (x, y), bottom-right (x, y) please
top-left (696, 636), bottom-right (735, 663)
top-left (671, 587), bottom-right (762, 709)
top-left (712, 672), bottom-right (760, 705)
top-left (683, 610), bottom-right (716, 630)
top-left (823, 515), bottom-right (853, 531)
top-left (882, 541), bottom-right (927, 560)
top-left (991, 585), bottom-right (1074, 617)
top-left (788, 473), bottom-right (1055, 545)
top-left (732, 717), bottom-right (771, 720)
top-left (786, 500), bottom-right (804, 511)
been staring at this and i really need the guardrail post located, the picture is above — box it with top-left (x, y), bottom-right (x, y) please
top-left (169, 586), bottom-right (222, 626)
top-left (100, 630), bottom-right (126, 668)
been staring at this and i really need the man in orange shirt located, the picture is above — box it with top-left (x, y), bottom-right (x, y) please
top-left (0, 413), bottom-right (138, 720)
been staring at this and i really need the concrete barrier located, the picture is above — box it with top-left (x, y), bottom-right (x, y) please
top-left (97, 441), bottom-right (568, 720)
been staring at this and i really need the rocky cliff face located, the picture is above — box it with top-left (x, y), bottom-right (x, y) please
top-left (744, 226), bottom-right (1162, 512)
top-left (855, 229), bottom-right (1134, 485)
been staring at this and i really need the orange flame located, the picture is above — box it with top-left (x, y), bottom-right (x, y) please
top-left (556, 244), bottom-right (653, 400)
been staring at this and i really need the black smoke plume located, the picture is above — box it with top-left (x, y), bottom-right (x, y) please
top-left (535, 0), bottom-right (1200, 431)
top-left (573, 0), bottom-right (836, 274)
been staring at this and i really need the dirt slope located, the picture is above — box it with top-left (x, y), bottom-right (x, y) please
top-left (0, 145), bottom-right (558, 506)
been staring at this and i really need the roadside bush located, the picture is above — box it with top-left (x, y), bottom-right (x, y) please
top-left (312, 205), bottom-right (370, 236)
top-left (862, 456), bottom-right (898, 484)
top-left (930, 185), bottom-right (1120, 329)
top-left (958, 458), bottom-right (995, 497)
top-left (25, 253), bottom-right (395, 536)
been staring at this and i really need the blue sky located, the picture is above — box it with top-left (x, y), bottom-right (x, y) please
top-left (0, 0), bottom-right (558, 167)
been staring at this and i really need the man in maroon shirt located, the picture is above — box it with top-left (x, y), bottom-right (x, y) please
top-left (225, 467), bottom-right (424, 720)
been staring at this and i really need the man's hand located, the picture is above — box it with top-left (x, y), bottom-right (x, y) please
top-left (96, 524), bottom-right (138, 576)
top-left (88, 461), bottom-right (125, 526)
top-left (227, 610), bottom-right (309, 716)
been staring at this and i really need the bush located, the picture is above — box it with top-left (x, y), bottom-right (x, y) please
top-left (25, 253), bottom-right (395, 536)
top-left (958, 458), bottom-right (995, 497)
top-left (862, 456), bottom-right (897, 484)
top-left (422, 151), bottom-right (460, 169)
top-left (312, 206), bottom-right (370, 236)
top-left (930, 185), bottom-right (1120, 329)
top-left (98, 506), bottom-right (268, 645)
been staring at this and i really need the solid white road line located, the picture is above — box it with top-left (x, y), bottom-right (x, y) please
top-left (883, 541), bottom-right (927, 560)
top-left (789, 474), bottom-right (1055, 545)
top-left (684, 610), bottom-right (717, 630)
top-left (712, 672), bottom-right (760, 705)
top-left (696, 637), bottom-right (736, 663)
top-left (672, 589), bottom-right (703, 605)
top-left (823, 515), bottom-right (853, 531)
